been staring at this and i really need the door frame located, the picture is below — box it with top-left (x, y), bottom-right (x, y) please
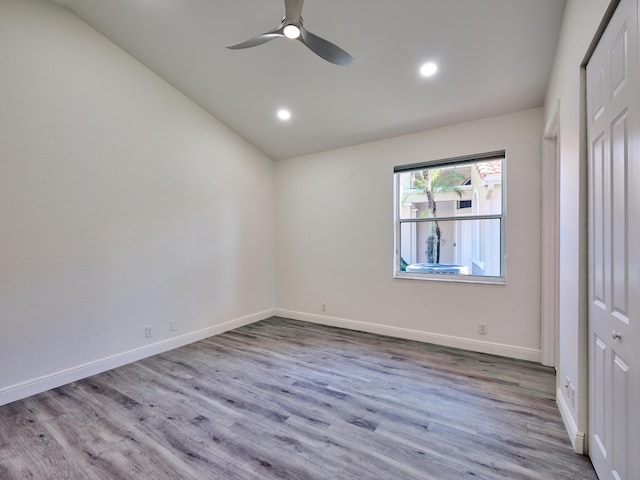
top-left (541, 101), bottom-right (560, 369)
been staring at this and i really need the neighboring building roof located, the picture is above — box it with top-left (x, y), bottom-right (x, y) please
top-left (476, 160), bottom-right (502, 179)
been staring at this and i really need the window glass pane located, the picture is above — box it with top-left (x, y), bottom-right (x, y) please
top-left (399, 218), bottom-right (502, 277)
top-left (398, 159), bottom-right (502, 219)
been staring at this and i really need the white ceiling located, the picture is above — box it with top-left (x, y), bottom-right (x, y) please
top-left (48, 0), bottom-right (566, 160)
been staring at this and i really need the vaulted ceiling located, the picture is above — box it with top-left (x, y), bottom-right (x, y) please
top-left (48, 0), bottom-right (566, 160)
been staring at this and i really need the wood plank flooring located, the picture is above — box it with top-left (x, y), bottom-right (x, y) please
top-left (0, 317), bottom-right (597, 479)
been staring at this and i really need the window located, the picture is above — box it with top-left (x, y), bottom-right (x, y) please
top-left (394, 151), bottom-right (505, 282)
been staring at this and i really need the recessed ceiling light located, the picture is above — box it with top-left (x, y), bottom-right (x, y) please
top-left (420, 62), bottom-right (438, 77)
top-left (277, 109), bottom-right (291, 121)
top-left (283, 25), bottom-right (301, 39)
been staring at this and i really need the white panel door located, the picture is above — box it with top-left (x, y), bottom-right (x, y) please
top-left (587, 0), bottom-right (640, 478)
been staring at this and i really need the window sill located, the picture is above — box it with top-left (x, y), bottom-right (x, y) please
top-left (394, 271), bottom-right (506, 285)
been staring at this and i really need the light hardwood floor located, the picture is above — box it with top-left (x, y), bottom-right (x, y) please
top-left (0, 317), bottom-right (597, 479)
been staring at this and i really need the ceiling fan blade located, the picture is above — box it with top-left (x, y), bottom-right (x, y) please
top-left (299, 27), bottom-right (353, 66)
top-left (227, 28), bottom-right (283, 50)
top-left (284, 0), bottom-right (304, 22)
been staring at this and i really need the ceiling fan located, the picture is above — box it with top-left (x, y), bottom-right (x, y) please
top-left (226, 0), bottom-right (353, 66)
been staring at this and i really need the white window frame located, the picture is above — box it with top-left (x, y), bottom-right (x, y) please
top-left (393, 151), bottom-right (507, 284)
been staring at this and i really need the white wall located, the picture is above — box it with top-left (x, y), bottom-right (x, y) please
top-left (276, 108), bottom-right (543, 361)
top-left (543, 0), bottom-right (613, 453)
top-left (0, 0), bottom-right (275, 404)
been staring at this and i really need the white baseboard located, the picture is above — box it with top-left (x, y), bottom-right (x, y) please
top-left (556, 387), bottom-right (585, 454)
top-left (2, 308), bottom-right (543, 407)
top-left (275, 309), bottom-right (541, 362)
top-left (0, 309), bottom-right (274, 407)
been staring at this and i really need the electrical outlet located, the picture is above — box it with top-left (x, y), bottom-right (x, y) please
top-left (145, 326), bottom-right (153, 338)
top-left (321, 302), bottom-right (326, 312)
top-left (564, 377), bottom-right (576, 406)
top-left (170, 320), bottom-right (178, 332)
top-left (570, 384), bottom-right (576, 407)
top-left (478, 323), bottom-right (488, 335)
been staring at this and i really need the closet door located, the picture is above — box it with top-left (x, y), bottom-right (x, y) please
top-left (586, 0), bottom-right (640, 478)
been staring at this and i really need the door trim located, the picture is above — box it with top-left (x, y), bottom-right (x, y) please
top-left (541, 101), bottom-right (560, 368)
